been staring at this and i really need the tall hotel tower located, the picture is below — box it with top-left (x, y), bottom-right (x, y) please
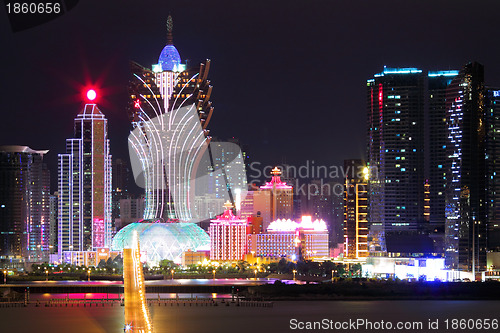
top-left (444, 62), bottom-right (487, 272)
top-left (58, 103), bottom-right (112, 256)
top-left (127, 15), bottom-right (215, 221)
top-left (366, 67), bottom-right (425, 251)
top-left (0, 146), bottom-right (50, 263)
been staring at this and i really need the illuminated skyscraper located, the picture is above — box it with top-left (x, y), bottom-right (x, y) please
top-left (209, 201), bottom-right (247, 261)
top-left (127, 15), bottom-right (219, 221)
top-left (58, 103), bottom-right (112, 256)
top-left (0, 146), bottom-right (50, 262)
top-left (366, 67), bottom-right (425, 251)
top-left (343, 159), bottom-right (368, 259)
top-left (444, 62), bottom-right (486, 271)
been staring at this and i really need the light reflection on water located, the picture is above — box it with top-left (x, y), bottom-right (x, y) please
top-left (3, 299), bottom-right (498, 333)
top-left (16, 278), bottom-right (290, 286)
top-left (30, 293), bottom-right (231, 301)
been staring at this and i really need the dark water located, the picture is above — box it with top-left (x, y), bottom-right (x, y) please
top-left (1, 299), bottom-right (499, 333)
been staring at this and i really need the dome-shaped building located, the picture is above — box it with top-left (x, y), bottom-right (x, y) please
top-left (157, 15), bottom-right (181, 71)
top-left (111, 222), bottom-right (209, 266)
top-left (158, 44), bottom-right (181, 71)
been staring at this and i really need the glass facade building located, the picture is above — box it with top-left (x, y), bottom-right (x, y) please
top-left (343, 159), bottom-right (368, 259)
top-left (366, 67), bottom-right (425, 251)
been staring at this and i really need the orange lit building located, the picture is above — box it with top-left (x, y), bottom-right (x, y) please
top-left (343, 159), bottom-right (368, 259)
top-left (182, 250), bottom-right (209, 266)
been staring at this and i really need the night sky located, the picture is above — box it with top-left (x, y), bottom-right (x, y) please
top-left (2, 0), bottom-right (500, 188)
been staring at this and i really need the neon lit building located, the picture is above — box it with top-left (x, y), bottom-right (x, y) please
top-left (343, 159), bottom-right (368, 259)
top-left (117, 16), bottom-right (247, 268)
top-left (112, 221), bottom-right (209, 266)
top-left (444, 62), bottom-right (487, 271)
top-left (0, 146), bottom-right (50, 263)
top-left (362, 257), bottom-right (456, 281)
top-left (127, 15), bottom-right (217, 221)
top-left (58, 104), bottom-right (112, 256)
top-left (209, 202), bottom-right (247, 261)
top-left (260, 167), bottom-right (293, 229)
top-left (247, 216), bottom-right (329, 260)
top-left (366, 67), bottom-right (425, 252)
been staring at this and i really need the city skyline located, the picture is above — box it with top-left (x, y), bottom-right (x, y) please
top-left (3, 1), bottom-right (500, 187)
top-left (3, 2), bottom-right (500, 332)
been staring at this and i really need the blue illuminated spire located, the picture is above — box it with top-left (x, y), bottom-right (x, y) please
top-left (158, 15), bottom-right (181, 71)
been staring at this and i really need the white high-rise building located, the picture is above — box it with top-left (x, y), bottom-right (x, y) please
top-left (58, 103), bottom-right (112, 256)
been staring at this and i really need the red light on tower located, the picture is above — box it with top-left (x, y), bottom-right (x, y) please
top-left (86, 89), bottom-right (97, 102)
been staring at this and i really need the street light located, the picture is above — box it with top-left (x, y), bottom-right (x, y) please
top-left (254, 269), bottom-right (257, 279)
top-left (171, 269), bottom-right (174, 280)
top-left (212, 269), bottom-right (216, 280)
top-left (45, 270), bottom-right (48, 282)
top-left (331, 270), bottom-right (334, 283)
top-left (293, 269), bottom-right (297, 281)
top-left (3, 270), bottom-right (7, 284)
top-left (87, 269), bottom-right (91, 282)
